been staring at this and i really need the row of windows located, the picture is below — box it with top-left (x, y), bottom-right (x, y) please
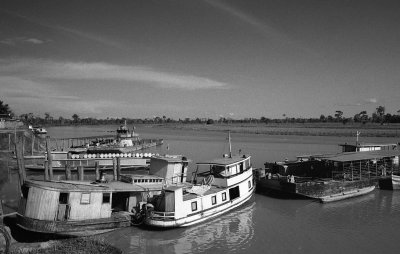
top-left (59, 192), bottom-right (111, 205)
top-left (191, 192), bottom-right (227, 211)
top-left (133, 179), bottom-right (163, 183)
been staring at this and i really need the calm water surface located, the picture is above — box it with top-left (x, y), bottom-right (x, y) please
top-left (1, 125), bottom-right (400, 254)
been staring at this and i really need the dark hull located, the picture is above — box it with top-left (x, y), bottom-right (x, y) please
top-left (16, 213), bottom-right (132, 236)
top-left (256, 177), bottom-right (378, 202)
top-left (379, 175), bottom-right (400, 190)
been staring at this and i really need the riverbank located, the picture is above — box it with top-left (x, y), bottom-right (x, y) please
top-left (152, 122), bottom-right (400, 138)
top-left (6, 236), bottom-right (122, 254)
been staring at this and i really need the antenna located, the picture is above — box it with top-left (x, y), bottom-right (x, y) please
top-left (228, 131), bottom-right (232, 158)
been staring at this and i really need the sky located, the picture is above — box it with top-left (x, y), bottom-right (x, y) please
top-left (1, 0), bottom-right (400, 120)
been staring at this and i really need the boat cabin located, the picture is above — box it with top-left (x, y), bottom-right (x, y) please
top-left (149, 155), bottom-right (190, 184)
top-left (339, 143), bottom-right (398, 153)
top-left (145, 155), bottom-right (254, 227)
top-left (16, 155), bottom-right (191, 234)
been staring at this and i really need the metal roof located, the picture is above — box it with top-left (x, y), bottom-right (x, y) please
top-left (197, 155), bottom-right (250, 166)
top-left (339, 143), bottom-right (398, 147)
top-left (319, 150), bottom-right (400, 162)
top-left (25, 179), bottom-right (162, 192)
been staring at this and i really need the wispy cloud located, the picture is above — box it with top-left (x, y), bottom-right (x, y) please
top-left (1, 9), bottom-right (129, 51)
top-left (0, 58), bottom-right (230, 90)
top-left (337, 97), bottom-right (379, 107)
top-left (204, 0), bottom-right (286, 41)
top-left (204, 0), bottom-right (318, 55)
top-left (0, 37), bottom-right (46, 46)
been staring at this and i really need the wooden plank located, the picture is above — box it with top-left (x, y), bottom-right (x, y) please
top-left (46, 136), bottom-right (53, 180)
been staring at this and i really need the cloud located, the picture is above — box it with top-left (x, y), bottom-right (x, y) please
top-left (25, 38), bottom-right (44, 44)
top-left (365, 98), bottom-right (378, 104)
top-left (0, 37), bottom-right (45, 46)
top-left (0, 58), bottom-right (230, 90)
top-left (1, 9), bottom-right (129, 51)
top-left (337, 97), bottom-right (379, 107)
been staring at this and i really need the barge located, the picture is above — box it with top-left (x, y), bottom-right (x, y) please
top-left (256, 150), bottom-right (400, 202)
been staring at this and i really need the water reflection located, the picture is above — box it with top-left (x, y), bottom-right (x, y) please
top-left (106, 202), bottom-right (255, 254)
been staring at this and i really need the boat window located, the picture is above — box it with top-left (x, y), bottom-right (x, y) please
top-left (211, 195), bottom-right (217, 205)
top-left (229, 186), bottom-right (240, 200)
top-left (222, 192), bottom-right (227, 201)
top-left (248, 180), bottom-right (252, 189)
top-left (191, 201), bottom-right (198, 211)
top-left (80, 193), bottom-right (91, 204)
top-left (59, 192), bottom-right (69, 204)
top-left (240, 162), bottom-right (244, 172)
top-left (103, 193), bottom-right (110, 203)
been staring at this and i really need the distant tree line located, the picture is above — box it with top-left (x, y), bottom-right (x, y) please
top-left (1, 100), bottom-right (400, 126)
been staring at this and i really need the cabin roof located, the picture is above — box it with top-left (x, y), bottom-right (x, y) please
top-left (197, 155), bottom-right (250, 166)
top-left (25, 179), bottom-right (162, 192)
top-left (339, 143), bottom-right (398, 148)
top-left (319, 150), bottom-right (399, 162)
top-left (151, 155), bottom-right (191, 163)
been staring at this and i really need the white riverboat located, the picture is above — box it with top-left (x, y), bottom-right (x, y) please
top-left (143, 134), bottom-right (255, 228)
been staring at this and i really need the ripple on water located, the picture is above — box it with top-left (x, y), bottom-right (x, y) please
top-left (105, 202), bottom-right (256, 254)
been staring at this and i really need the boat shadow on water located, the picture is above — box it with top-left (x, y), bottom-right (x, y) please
top-left (255, 187), bottom-right (312, 200)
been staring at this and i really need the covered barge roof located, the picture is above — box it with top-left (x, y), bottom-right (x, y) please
top-left (319, 150), bottom-right (400, 162)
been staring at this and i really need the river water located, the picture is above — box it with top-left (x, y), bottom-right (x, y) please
top-left (1, 125), bottom-right (400, 254)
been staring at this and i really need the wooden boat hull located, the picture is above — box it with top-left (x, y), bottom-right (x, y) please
top-left (145, 188), bottom-right (255, 228)
top-left (256, 176), bottom-right (378, 202)
top-left (379, 175), bottom-right (400, 190)
top-left (16, 212), bottom-right (132, 236)
top-left (320, 186), bottom-right (375, 203)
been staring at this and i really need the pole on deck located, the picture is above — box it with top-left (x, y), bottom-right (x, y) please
top-left (77, 166), bottom-right (84, 181)
top-left (65, 164), bottom-right (71, 180)
top-left (112, 157), bottom-right (117, 180)
top-left (44, 161), bottom-right (49, 180)
top-left (117, 157), bottom-right (121, 181)
top-left (95, 162), bottom-right (100, 181)
top-left (45, 136), bottom-right (53, 180)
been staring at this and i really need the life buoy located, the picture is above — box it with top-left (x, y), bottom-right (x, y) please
top-left (202, 175), bottom-right (214, 185)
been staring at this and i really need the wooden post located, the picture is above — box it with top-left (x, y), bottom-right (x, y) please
top-left (8, 133), bottom-right (11, 151)
top-left (44, 161), bottom-right (49, 181)
top-left (45, 136), bottom-right (53, 180)
top-left (117, 157), bottom-right (121, 181)
top-left (65, 164), bottom-right (71, 180)
top-left (77, 166), bottom-right (84, 181)
top-left (37, 137), bottom-right (39, 153)
top-left (14, 134), bottom-right (27, 184)
top-left (31, 134), bottom-right (35, 156)
top-left (22, 134), bottom-right (25, 156)
top-left (95, 162), bottom-right (100, 181)
top-left (112, 157), bottom-right (117, 180)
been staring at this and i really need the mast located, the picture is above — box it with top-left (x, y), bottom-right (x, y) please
top-left (228, 131), bottom-right (232, 158)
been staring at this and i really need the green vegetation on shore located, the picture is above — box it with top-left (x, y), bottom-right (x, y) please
top-left (8, 237), bottom-right (122, 254)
